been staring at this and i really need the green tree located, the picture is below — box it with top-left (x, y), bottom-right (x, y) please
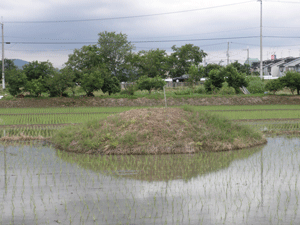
top-left (101, 74), bottom-right (121, 95)
top-left (134, 49), bottom-right (169, 78)
top-left (204, 69), bottom-right (225, 93)
top-left (265, 79), bottom-right (284, 94)
top-left (6, 69), bottom-right (27, 96)
top-left (281, 71), bottom-right (300, 95)
top-left (80, 69), bottom-right (105, 96)
top-left (46, 69), bottom-right (75, 97)
top-left (168, 44), bottom-right (207, 77)
top-left (98, 31), bottom-right (135, 82)
top-left (231, 61), bottom-right (251, 75)
top-left (22, 60), bottom-right (55, 81)
top-left (187, 65), bottom-right (205, 87)
top-left (25, 77), bottom-right (46, 97)
top-left (203, 64), bottom-right (222, 78)
top-left (65, 45), bottom-right (103, 84)
top-left (0, 59), bottom-right (18, 84)
top-left (223, 65), bottom-right (247, 93)
top-left (136, 75), bottom-right (166, 94)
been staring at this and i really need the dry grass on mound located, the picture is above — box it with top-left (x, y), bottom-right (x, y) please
top-left (52, 107), bottom-right (267, 154)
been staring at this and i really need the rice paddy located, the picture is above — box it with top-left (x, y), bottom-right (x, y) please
top-left (1, 137), bottom-right (300, 224)
top-left (0, 104), bottom-right (300, 224)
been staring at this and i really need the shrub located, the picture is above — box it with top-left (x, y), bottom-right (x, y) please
top-left (218, 82), bottom-right (236, 95)
top-left (265, 79), bottom-right (284, 94)
top-left (281, 71), bottom-right (300, 95)
top-left (246, 77), bottom-right (265, 94)
top-left (136, 75), bottom-right (166, 94)
top-left (194, 85), bottom-right (206, 94)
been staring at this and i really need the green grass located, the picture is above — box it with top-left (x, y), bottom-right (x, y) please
top-left (209, 110), bottom-right (300, 120)
top-left (51, 107), bottom-right (266, 154)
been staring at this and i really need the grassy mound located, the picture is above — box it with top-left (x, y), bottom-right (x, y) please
top-left (51, 107), bottom-right (267, 154)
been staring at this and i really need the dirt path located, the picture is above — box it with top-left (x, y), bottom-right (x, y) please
top-left (0, 95), bottom-right (299, 108)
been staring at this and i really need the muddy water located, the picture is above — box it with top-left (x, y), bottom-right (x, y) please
top-left (0, 136), bottom-right (300, 225)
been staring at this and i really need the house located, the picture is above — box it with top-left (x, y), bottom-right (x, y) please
top-left (283, 57), bottom-right (300, 73)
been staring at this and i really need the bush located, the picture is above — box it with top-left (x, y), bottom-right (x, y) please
top-left (194, 85), bottom-right (206, 94)
top-left (218, 82), bottom-right (236, 95)
top-left (246, 77), bottom-right (265, 94)
top-left (120, 84), bottom-right (137, 95)
top-left (136, 75), bottom-right (166, 94)
top-left (265, 79), bottom-right (284, 94)
top-left (25, 77), bottom-right (46, 97)
top-left (281, 71), bottom-right (300, 95)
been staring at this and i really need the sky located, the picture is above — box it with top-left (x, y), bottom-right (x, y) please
top-left (1, 0), bottom-right (300, 68)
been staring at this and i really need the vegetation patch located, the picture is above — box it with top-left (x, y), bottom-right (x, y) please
top-left (51, 107), bottom-right (266, 154)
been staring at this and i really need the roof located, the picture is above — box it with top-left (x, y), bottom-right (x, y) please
top-left (283, 57), bottom-right (300, 67)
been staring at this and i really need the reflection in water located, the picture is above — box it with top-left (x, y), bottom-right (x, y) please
top-left (57, 145), bottom-right (264, 182)
top-left (1, 136), bottom-right (300, 225)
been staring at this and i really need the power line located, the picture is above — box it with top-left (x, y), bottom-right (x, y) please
top-left (4, 1), bottom-right (255, 23)
top-left (7, 36), bottom-right (260, 45)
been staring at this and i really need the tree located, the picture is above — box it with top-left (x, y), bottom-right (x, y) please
top-left (22, 61), bottom-right (55, 96)
top-left (25, 77), bottom-right (46, 97)
top-left (223, 65), bottom-right (247, 93)
top-left (6, 69), bottom-right (27, 96)
top-left (168, 44), bottom-right (207, 78)
top-left (203, 64), bottom-right (222, 78)
top-left (134, 49), bottom-right (169, 78)
top-left (136, 75), bottom-right (166, 94)
top-left (98, 31), bottom-right (135, 82)
top-left (64, 45), bottom-right (103, 83)
top-left (231, 61), bottom-right (251, 75)
top-left (204, 69), bottom-right (225, 93)
top-left (0, 59), bottom-right (18, 83)
top-left (281, 71), bottom-right (300, 95)
top-left (45, 69), bottom-right (75, 97)
top-left (265, 79), bottom-right (284, 94)
top-left (187, 65), bottom-right (205, 88)
top-left (101, 74), bottom-right (121, 95)
top-left (80, 69), bottom-right (105, 96)
top-left (22, 60), bottom-right (55, 81)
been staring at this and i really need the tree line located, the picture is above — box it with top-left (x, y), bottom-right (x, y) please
top-left (1, 31), bottom-right (210, 97)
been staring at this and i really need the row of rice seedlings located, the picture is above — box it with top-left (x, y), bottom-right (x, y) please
top-left (0, 113), bottom-right (111, 125)
top-left (0, 106), bottom-right (141, 115)
top-left (0, 126), bottom-right (63, 138)
top-left (187, 105), bottom-right (300, 111)
top-left (210, 110), bottom-right (300, 120)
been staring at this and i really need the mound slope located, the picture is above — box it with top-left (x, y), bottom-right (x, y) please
top-left (52, 107), bottom-right (267, 154)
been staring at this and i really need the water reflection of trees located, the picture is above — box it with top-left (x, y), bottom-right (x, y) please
top-left (57, 146), bottom-right (264, 182)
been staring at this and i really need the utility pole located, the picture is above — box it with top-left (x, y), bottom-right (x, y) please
top-left (259, 0), bottom-right (263, 79)
top-left (227, 42), bottom-right (230, 66)
top-left (1, 19), bottom-right (4, 89)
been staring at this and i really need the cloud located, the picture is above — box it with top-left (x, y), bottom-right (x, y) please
top-left (1, 0), bottom-right (300, 67)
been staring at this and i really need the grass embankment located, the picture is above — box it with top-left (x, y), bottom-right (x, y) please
top-left (51, 107), bottom-right (266, 155)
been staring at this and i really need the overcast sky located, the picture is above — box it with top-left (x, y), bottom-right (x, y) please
top-left (1, 0), bottom-right (300, 68)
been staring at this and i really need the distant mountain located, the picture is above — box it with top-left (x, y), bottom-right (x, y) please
top-left (10, 59), bottom-right (29, 69)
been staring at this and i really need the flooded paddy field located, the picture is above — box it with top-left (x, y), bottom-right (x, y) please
top-left (1, 136), bottom-right (300, 225)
